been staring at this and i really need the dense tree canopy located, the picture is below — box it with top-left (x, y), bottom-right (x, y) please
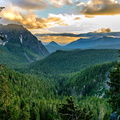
top-left (107, 51), bottom-right (120, 111)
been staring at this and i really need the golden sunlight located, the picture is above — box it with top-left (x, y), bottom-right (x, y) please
top-left (37, 35), bottom-right (89, 45)
top-left (2, 11), bottom-right (22, 21)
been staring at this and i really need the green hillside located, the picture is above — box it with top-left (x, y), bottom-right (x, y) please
top-left (60, 62), bottom-right (116, 96)
top-left (0, 44), bottom-right (47, 69)
top-left (27, 49), bottom-right (119, 75)
top-left (0, 64), bottom-right (113, 120)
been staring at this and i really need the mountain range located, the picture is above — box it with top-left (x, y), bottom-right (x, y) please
top-left (66, 36), bottom-right (120, 49)
top-left (36, 33), bottom-right (120, 53)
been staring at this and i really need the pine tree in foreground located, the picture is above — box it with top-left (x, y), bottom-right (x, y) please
top-left (58, 96), bottom-right (93, 120)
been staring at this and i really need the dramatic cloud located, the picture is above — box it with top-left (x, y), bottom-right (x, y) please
top-left (80, 0), bottom-right (120, 15)
top-left (93, 28), bottom-right (112, 33)
top-left (1, 5), bottom-right (67, 29)
top-left (1, 0), bottom-right (120, 34)
top-left (4, 0), bottom-right (73, 10)
top-left (4, 0), bottom-right (47, 10)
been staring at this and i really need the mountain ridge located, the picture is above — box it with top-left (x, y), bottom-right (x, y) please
top-left (0, 24), bottom-right (50, 67)
top-left (35, 32), bottom-right (120, 53)
top-left (25, 49), bottom-right (119, 75)
top-left (65, 36), bottom-right (120, 49)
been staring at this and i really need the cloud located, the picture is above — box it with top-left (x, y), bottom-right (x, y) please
top-left (74, 17), bottom-right (81, 20)
top-left (80, 0), bottom-right (120, 15)
top-left (4, 0), bottom-right (73, 10)
top-left (47, 0), bottom-right (73, 7)
top-left (7, 0), bottom-right (47, 10)
top-left (93, 28), bottom-right (112, 33)
top-left (48, 13), bottom-right (83, 26)
top-left (48, 22), bottom-right (96, 34)
top-left (1, 5), bottom-right (67, 29)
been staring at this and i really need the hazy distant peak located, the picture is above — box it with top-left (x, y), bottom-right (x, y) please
top-left (47, 41), bottom-right (60, 47)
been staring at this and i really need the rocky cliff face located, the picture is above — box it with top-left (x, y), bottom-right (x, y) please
top-left (0, 24), bottom-right (49, 62)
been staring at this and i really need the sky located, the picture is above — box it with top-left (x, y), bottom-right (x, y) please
top-left (1, 0), bottom-right (120, 34)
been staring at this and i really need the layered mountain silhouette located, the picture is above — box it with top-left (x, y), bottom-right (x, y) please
top-left (36, 33), bottom-right (120, 53)
top-left (66, 36), bottom-right (120, 49)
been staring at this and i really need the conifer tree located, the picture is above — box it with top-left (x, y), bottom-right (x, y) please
top-left (107, 50), bottom-right (120, 111)
top-left (58, 96), bottom-right (93, 120)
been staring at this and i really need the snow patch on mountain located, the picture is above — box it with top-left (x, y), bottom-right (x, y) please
top-left (5, 35), bottom-right (7, 38)
top-left (19, 35), bottom-right (23, 44)
top-left (3, 41), bottom-right (8, 46)
top-left (0, 41), bottom-right (8, 46)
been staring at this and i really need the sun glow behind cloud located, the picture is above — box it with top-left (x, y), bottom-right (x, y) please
top-left (37, 35), bottom-right (87, 45)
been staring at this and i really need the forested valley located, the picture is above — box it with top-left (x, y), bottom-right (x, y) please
top-left (0, 48), bottom-right (120, 120)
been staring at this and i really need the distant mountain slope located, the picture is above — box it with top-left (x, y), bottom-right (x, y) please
top-left (0, 24), bottom-right (50, 67)
top-left (78, 32), bottom-right (120, 38)
top-left (36, 33), bottom-right (120, 52)
top-left (45, 41), bottom-right (69, 53)
top-left (92, 44), bottom-right (120, 49)
top-left (27, 49), bottom-right (119, 74)
top-left (66, 36), bottom-right (120, 49)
